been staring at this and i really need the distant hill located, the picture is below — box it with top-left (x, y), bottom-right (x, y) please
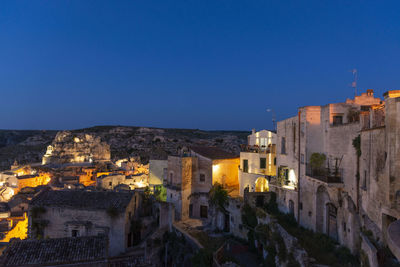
top-left (0, 126), bottom-right (249, 170)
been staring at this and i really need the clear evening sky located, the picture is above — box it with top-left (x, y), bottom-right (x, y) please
top-left (1, 1), bottom-right (399, 131)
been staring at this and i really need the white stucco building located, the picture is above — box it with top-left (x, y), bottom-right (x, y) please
top-left (238, 129), bottom-right (277, 196)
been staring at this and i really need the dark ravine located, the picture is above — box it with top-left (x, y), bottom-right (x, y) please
top-left (0, 126), bottom-right (249, 170)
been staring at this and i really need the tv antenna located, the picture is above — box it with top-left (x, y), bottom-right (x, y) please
top-left (266, 108), bottom-right (276, 131)
top-left (351, 69), bottom-right (358, 97)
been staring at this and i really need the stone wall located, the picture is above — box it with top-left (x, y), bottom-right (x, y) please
top-left (149, 159), bottom-right (167, 187)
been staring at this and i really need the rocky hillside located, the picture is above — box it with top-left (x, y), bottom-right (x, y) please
top-left (0, 126), bottom-right (249, 169)
top-left (0, 130), bottom-right (58, 170)
top-left (42, 131), bottom-right (111, 164)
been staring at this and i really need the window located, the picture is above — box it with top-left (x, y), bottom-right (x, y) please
top-left (281, 137), bottom-right (286, 154)
top-left (333, 115), bottom-right (343, 125)
top-left (200, 205), bottom-right (208, 218)
top-left (109, 181), bottom-right (112, 186)
top-left (300, 154), bottom-right (304, 164)
top-left (169, 173), bottom-right (173, 184)
top-left (129, 212), bottom-right (131, 220)
top-left (260, 158), bottom-right (266, 169)
top-left (243, 160), bottom-right (248, 173)
top-left (199, 174), bottom-right (205, 182)
top-left (72, 230), bottom-right (79, 237)
top-left (274, 157), bottom-right (276, 166)
top-left (362, 170), bottom-right (367, 190)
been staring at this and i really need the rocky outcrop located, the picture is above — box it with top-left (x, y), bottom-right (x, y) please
top-left (0, 126), bottom-right (248, 169)
top-left (42, 131), bottom-right (111, 164)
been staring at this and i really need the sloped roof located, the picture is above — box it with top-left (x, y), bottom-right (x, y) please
top-left (190, 146), bottom-right (239, 160)
top-left (1, 236), bottom-right (108, 266)
top-left (30, 189), bottom-right (134, 212)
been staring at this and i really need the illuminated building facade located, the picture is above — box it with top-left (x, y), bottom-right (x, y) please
top-left (165, 146), bottom-right (239, 221)
top-left (238, 129), bottom-right (277, 196)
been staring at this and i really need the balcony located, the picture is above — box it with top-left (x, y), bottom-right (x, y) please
top-left (164, 183), bottom-right (181, 191)
top-left (240, 144), bottom-right (276, 154)
top-left (305, 164), bottom-right (343, 183)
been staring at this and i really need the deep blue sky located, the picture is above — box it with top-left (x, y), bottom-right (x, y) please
top-left (1, 1), bottom-right (400, 131)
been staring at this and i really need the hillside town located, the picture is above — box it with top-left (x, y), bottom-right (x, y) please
top-left (0, 89), bottom-right (399, 267)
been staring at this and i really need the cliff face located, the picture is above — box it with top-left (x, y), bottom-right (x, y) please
top-left (42, 131), bottom-right (111, 164)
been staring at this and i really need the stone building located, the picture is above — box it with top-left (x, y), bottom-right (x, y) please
top-left (96, 173), bottom-right (148, 190)
top-left (238, 129), bottom-right (277, 196)
top-left (358, 90), bottom-right (400, 262)
top-left (275, 89), bottom-right (382, 253)
top-left (165, 146), bottom-right (239, 221)
top-left (149, 159), bottom-right (168, 190)
top-left (28, 189), bottom-right (140, 256)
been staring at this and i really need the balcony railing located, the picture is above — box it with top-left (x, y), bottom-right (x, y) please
top-left (164, 183), bottom-right (181, 191)
top-left (240, 144), bottom-right (276, 154)
top-left (305, 164), bottom-right (343, 183)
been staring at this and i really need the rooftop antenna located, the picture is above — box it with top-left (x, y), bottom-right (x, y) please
top-left (351, 69), bottom-right (358, 97)
top-left (266, 108), bottom-right (276, 132)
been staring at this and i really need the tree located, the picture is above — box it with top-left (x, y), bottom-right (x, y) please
top-left (208, 182), bottom-right (228, 212)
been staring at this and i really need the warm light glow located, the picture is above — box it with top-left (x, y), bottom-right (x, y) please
top-left (134, 181), bottom-right (146, 188)
top-left (0, 214), bottom-right (28, 242)
top-left (283, 184), bottom-right (296, 190)
top-left (255, 177), bottom-right (269, 192)
top-left (212, 164), bottom-right (220, 173)
top-left (289, 169), bottom-right (297, 185)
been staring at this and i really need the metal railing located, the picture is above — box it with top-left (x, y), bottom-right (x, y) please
top-left (305, 164), bottom-right (343, 183)
top-left (240, 144), bottom-right (276, 154)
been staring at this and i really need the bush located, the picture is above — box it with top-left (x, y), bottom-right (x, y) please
top-left (264, 192), bottom-right (279, 215)
top-left (242, 204), bottom-right (258, 228)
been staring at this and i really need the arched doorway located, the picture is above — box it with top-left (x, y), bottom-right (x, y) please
top-left (255, 177), bottom-right (269, 192)
top-left (316, 186), bottom-right (329, 233)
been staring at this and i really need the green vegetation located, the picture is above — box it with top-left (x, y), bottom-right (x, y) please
top-left (209, 182), bottom-right (229, 212)
top-left (154, 185), bottom-right (167, 202)
top-left (352, 135), bottom-right (362, 157)
top-left (242, 203), bottom-right (258, 229)
top-left (309, 153), bottom-right (327, 172)
top-left (31, 206), bottom-right (46, 218)
top-left (264, 194), bottom-right (359, 267)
